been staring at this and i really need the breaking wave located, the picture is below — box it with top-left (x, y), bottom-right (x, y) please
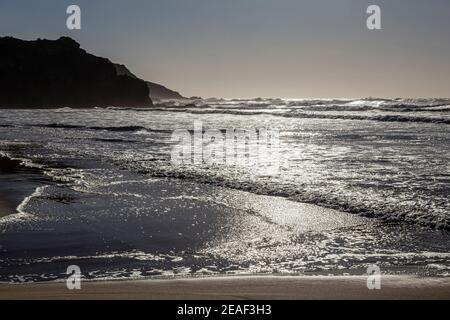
top-left (31, 123), bottom-right (173, 134)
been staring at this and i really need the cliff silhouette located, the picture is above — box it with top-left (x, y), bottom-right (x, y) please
top-left (0, 36), bottom-right (153, 108)
top-left (146, 81), bottom-right (184, 100)
top-left (114, 64), bottom-right (185, 100)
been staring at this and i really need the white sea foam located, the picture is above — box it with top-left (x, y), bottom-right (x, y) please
top-left (0, 185), bottom-right (48, 226)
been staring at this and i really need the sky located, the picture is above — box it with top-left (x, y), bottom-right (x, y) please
top-left (1, 0), bottom-right (450, 98)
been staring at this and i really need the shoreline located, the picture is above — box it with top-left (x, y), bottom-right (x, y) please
top-left (0, 154), bottom-right (48, 218)
top-left (0, 193), bottom-right (16, 218)
top-left (0, 275), bottom-right (449, 300)
top-left (0, 149), bottom-right (449, 300)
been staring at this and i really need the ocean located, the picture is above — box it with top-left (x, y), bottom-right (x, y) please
top-left (0, 98), bottom-right (449, 282)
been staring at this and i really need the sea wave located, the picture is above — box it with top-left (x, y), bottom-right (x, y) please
top-left (32, 123), bottom-right (173, 134)
top-left (281, 112), bottom-right (450, 124)
top-left (154, 108), bottom-right (450, 124)
top-left (133, 163), bottom-right (450, 231)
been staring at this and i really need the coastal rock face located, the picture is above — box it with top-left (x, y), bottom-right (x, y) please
top-left (114, 63), bottom-right (184, 100)
top-left (0, 37), bottom-right (153, 108)
top-left (146, 81), bottom-right (184, 100)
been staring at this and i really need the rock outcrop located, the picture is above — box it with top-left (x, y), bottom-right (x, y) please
top-left (114, 63), bottom-right (185, 100)
top-left (0, 37), bottom-right (153, 108)
top-left (146, 81), bottom-right (184, 100)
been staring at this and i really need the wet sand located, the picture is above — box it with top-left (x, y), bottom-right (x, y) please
top-left (0, 155), bottom-right (449, 300)
top-left (0, 156), bottom-right (18, 217)
top-left (0, 155), bottom-right (43, 218)
top-left (1, 275), bottom-right (449, 300)
top-left (0, 194), bottom-right (15, 218)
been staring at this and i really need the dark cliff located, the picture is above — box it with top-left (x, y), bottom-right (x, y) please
top-left (0, 37), bottom-right (153, 108)
top-left (146, 81), bottom-right (184, 100)
top-left (114, 64), bottom-right (185, 100)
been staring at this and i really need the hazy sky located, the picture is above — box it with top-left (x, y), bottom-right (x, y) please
top-left (1, 0), bottom-right (450, 98)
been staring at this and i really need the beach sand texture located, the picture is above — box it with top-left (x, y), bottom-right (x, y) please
top-left (1, 276), bottom-right (449, 300)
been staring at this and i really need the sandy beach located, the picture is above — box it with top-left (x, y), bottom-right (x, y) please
top-left (1, 275), bottom-right (449, 300)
